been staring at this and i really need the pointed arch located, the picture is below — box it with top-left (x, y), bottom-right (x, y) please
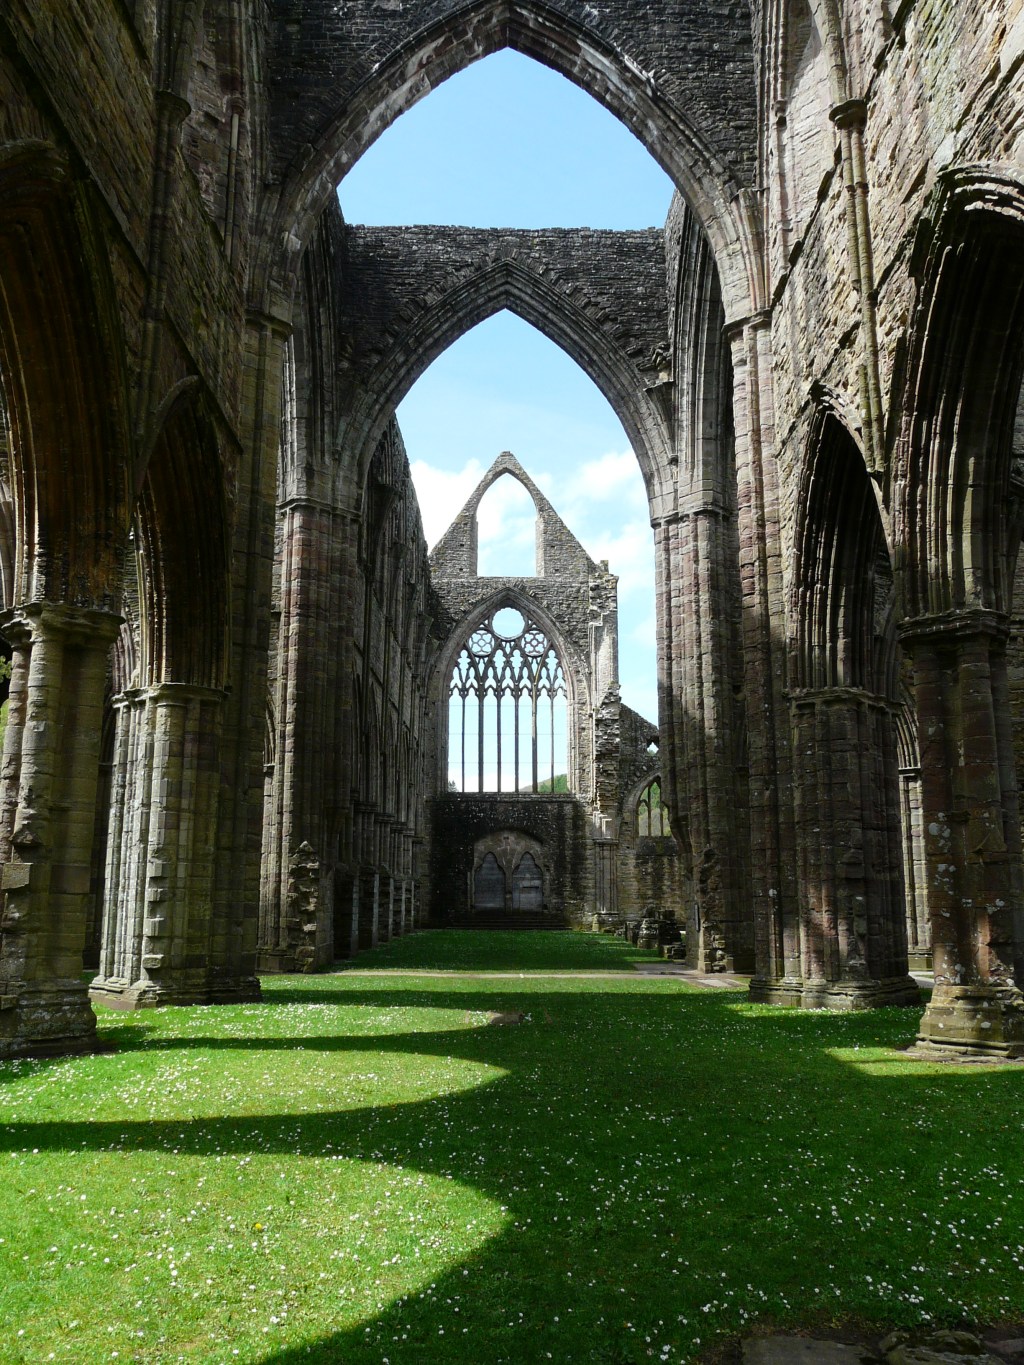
top-left (342, 259), bottom-right (671, 495)
top-left (894, 169), bottom-right (1024, 621)
top-left (0, 143), bottom-right (131, 610)
top-left (257, 0), bottom-right (762, 324)
top-left (135, 389), bottom-right (231, 689)
top-left (791, 405), bottom-right (897, 699)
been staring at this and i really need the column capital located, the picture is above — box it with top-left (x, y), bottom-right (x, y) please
top-left (787, 684), bottom-right (894, 711)
top-left (897, 607), bottom-right (1010, 649)
top-left (830, 98), bottom-right (868, 131)
top-left (0, 602), bottom-right (123, 650)
top-left (145, 682), bottom-right (227, 706)
top-left (723, 308), bottom-right (773, 343)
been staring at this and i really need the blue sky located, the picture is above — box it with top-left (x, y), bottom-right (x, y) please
top-left (338, 50), bottom-right (674, 724)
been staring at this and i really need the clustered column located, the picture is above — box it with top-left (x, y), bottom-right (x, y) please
top-left (91, 683), bottom-right (231, 1007)
top-left (789, 689), bottom-right (917, 1006)
top-left (0, 603), bottom-right (119, 1056)
top-left (900, 611), bottom-right (1024, 1055)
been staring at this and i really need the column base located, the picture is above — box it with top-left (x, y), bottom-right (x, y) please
top-left (90, 973), bottom-right (262, 1010)
top-left (907, 951), bottom-right (933, 971)
top-left (912, 983), bottom-right (1024, 1059)
top-left (748, 975), bottom-right (804, 1007)
top-left (0, 981), bottom-right (100, 1058)
top-left (749, 975), bottom-right (921, 1010)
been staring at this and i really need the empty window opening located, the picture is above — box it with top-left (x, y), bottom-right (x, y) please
top-left (448, 607), bottom-right (568, 793)
top-left (637, 778), bottom-right (670, 837)
top-left (403, 314), bottom-right (658, 724)
top-left (477, 475), bottom-right (537, 577)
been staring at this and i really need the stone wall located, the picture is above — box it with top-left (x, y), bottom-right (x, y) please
top-left (431, 793), bottom-right (592, 925)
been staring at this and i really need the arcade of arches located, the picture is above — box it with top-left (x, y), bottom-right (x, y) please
top-left (2, 1), bottom-right (1024, 1060)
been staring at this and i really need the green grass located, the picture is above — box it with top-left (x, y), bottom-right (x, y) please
top-left (1, 933), bottom-right (1023, 1363)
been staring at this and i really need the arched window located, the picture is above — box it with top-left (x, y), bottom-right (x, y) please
top-left (448, 604), bottom-right (567, 792)
top-left (636, 778), bottom-right (670, 837)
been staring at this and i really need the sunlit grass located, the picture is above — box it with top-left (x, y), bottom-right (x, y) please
top-left (0, 933), bottom-right (1022, 1363)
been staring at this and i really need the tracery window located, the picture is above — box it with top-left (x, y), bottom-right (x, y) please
top-left (448, 605), bottom-right (567, 792)
top-left (637, 778), bottom-right (670, 837)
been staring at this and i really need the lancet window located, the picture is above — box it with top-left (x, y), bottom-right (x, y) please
top-left (448, 605), bottom-right (568, 793)
top-left (637, 778), bottom-right (670, 837)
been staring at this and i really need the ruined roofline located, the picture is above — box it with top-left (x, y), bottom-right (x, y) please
top-left (429, 450), bottom-right (609, 578)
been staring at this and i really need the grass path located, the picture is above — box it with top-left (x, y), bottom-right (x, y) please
top-left (1, 931), bottom-right (1022, 1363)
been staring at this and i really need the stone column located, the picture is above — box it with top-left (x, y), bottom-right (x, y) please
top-left (260, 497), bottom-right (355, 970)
top-left (728, 316), bottom-right (799, 1002)
top-left (592, 834), bottom-right (618, 929)
top-left (355, 804), bottom-right (379, 950)
top-left (900, 611), bottom-right (1024, 1055)
top-left (653, 501), bottom-right (749, 971)
top-left (899, 764), bottom-right (931, 968)
top-left (212, 310), bottom-right (288, 1004)
top-left (0, 603), bottom-right (119, 1057)
top-left (790, 688), bottom-right (918, 1008)
top-left (92, 683), bottom-right (253, 1007)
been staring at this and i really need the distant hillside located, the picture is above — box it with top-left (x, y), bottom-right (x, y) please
top-left (522, 774), bottom-right (568, 793)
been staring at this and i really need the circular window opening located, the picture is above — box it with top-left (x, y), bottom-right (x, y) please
top-left (492, 606), bottom-right (526, 639)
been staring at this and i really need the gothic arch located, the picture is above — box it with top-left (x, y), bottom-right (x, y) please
top-left (791, 405), bottom-right (897, 699)
top-left (780, 405), bottom-right (914, 1004)
top-left (894, 169), bottom-right (1024, 621)
top-left (0, 143), bottom-right (130, 610)
top-left (341, 258), bottom-right (671, 495)
top-left (257, 0), bottom-right (763, 324)
top-left (135, 389), bottom-right (231, 690)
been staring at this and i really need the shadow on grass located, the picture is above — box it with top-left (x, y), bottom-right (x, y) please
top-left (5, 982), bottom-right (1024, 1362)
top-left (334, 927), bottom-right (659, 973)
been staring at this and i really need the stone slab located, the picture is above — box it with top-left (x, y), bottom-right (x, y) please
top-left (742, 1340), bottom-right (876, 1365)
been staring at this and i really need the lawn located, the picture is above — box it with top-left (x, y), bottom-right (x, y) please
top-left (1, 931), bottom-right (1022, 1364)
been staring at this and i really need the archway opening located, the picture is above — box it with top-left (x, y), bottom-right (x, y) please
top-left (339, 49), bottom-right (673, 230)
top-left (475, 475), bottom-right (537, 578)
top-left (404, 312), bottom-right (658, 723)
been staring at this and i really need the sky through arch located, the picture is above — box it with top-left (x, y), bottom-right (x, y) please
top-left (338, 50), bottom-right (672, 724)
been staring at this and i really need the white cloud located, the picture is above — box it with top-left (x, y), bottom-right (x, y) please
top-left (574, 449), bottom-right (648, 507)
top-left (409, 458), bottom-right (487, 548)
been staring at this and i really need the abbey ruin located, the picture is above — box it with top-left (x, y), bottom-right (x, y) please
top-left (1, 0), bottom-right (1023, 1059)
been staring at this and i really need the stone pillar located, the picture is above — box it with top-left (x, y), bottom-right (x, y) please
top-left (357, 867), bottom-right (379, 950)
top-left (376, 815), bottom-right (394, 944)
top-left (900, 611), bottom-right (1024, 1056)
top-left (355, 805), bottom-right (379, 950)
top-left (729, 315), bottom-right (799, 1001)
top-left (593, 835), bottom-right (618, 928)
top-left (899, 764), bottom-right (931, 969)
top-left (654, 503), bottom-right (748, 970)
top-left (260, 497), bottom-right (357, 970)
top-left (0, 603), bottom-right (119, 1058)
top-left (789, 689), bottom-right (918, 1008)
top-left (213, 311), bottom-right (288, 1002)
top-left (395, 878), bottom-right (406, 937)
top-left (91, 683), bottom-right (255, 1007)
